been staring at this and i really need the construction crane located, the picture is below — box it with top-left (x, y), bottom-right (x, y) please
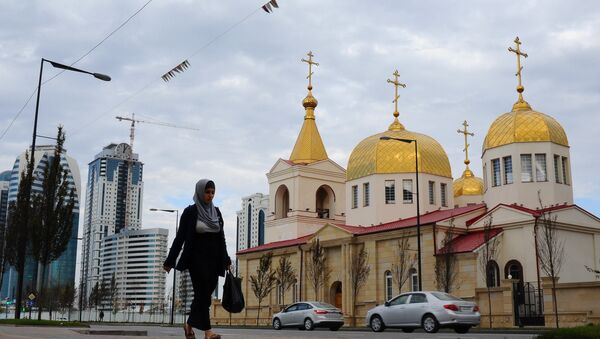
top-left (116, 114), bottom-right (200, 230)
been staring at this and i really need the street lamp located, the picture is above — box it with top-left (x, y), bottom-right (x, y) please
top-left (150, 208), bottom-right (179, 325)
top-left (380, 136), bottom-right (422, 291)
top-left (14, 58), bottom-right (110, 320)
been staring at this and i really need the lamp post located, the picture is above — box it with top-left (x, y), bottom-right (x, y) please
top-left (14, 58), bottom-right (110, 320)
top-left (380, 136), bottom-right (422, 291)
top-left (150, 208), bottom-right (179, 325)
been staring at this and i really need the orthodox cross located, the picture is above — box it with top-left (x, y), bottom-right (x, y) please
top-left (301, 51), bottom-right (319, 90)
top-left (457, 120), bottom-right (474, 166)
top-left (508, 36), bottom-right (528, 94)
top-left (387, 70), bottom-right (406, 117)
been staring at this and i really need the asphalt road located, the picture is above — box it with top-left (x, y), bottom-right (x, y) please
top-left (0, 325), bottom-right (542, 339)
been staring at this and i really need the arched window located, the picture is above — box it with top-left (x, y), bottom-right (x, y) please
top-left (409, 268), bottom-right (419, 291)
top-left (316, 185), bottom-right (335, 219)
top-left (486, 260), bottom-right (500, 287)
top-left (384, 270), bottom-right (393, 301)
top-left (275, 185), bottom-right (289, 219)
top-left (258, 210), bottom-right (265, 245)
top-left (504, 260), bottom-right (523, 282)
top-left (246, 204), bottom-right (252, 248)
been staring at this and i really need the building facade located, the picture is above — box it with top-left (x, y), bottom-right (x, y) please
top-left (236, 193), bottom-right (269, 252)
top-left (99, 228), bottom-right (167, 310)
top-left (0, 146), bottom-right (81, 299)
top-left (80, 143), bottom-right (144, 300)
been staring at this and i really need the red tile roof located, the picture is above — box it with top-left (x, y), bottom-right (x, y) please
top-left (437, 228), bottom-right (503, 255)
top-left (236, 234), bottom-right (313, 255)
top-left (335, 203), bottom-right (487, 236)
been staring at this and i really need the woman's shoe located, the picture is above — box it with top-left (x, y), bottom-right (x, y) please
top-left (184, 324), bottom-right (195, 339)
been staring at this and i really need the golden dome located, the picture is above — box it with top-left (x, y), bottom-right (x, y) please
top-left (347, 118), bottom-right (452, 181)
top-left (483, 108), bottom-right (569, 152)
top-left (453, 168), bottom-right (484, 197)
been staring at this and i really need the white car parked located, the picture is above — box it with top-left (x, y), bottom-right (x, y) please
top-left (365, 291), bottom-right (480, 334)
top-left (272, 301), bottom-right (344, 331)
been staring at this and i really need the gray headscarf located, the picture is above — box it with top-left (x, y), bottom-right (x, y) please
top-left (193, 179), bottom-right (221, 233)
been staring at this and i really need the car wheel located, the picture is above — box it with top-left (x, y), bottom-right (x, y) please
top-left (401, 328), bottom-right (415, 333)
top-left (272, 318), bottom-right (282, 330)
top-left (304, 318), bottom-right (314, 331)
top-left (329, 325), bottom-right (342, 331)
top-left (454, 325), bottom-right (471, 334)
top-left (369, 315), bottom-right (385, 332)
top-left (422, 314), bottom-right (439, 334)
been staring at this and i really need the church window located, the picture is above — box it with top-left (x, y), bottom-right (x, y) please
top-left (483, 163), bottom-right (488, 192)
top-left (428, 181), bottom-right (435, 205)
top-left (562, 157), bottom-right (569, 185)
top-left (486, 260), bottom-right (500, 287)
top-left (277, 284), bottom-right (283, 305)
top-left (351, 185), bottom-right (358, 209)
top-left (491, 158), bottom-right (501, 186)
top-left (385, 180), bottom-right (396, 204)
top-left (402, 180), bottom-right (413, 204)
top-left (441, 183), bottom-right (448, 207)
top-left (535, 154), bottom-right (547, 182)
top-left (363, 182), bottom-right (370, 207)
top-left (503, 156), bottom-right (513, 184)
top-left (384, 271), bottom-right (393, 301)
top-left (292, 281), bottom-right (298, 302)
top-left (554, 155), bottom-right (562, 183)
top-left (520, 154), bottom-right (533, 182)
top-left (409, 268), bottom-right (419, 291)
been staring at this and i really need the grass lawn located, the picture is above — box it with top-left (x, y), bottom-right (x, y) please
top-left (0, 319), bottom-right (89, 327)
top-left (537, 325), bottom-right (600, 339)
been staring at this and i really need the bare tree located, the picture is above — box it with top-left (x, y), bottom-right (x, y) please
top-left (537, 193), bottom-right (565, 328)
top-left (391, 231), bottom-right (416, 294)
top-left (109, 272), bottom-right (119, 321)
top-left (585, 265), bottom-right (600, 279)
top-left (306, 239), bottom-right (331, 300)
top-left (249, 251), bottom-right (277, 325)
top-left (435, 219), bottom-right (459, 293)
top-left (477, 215), bottom-right (499, 329)
top-left (350, 245), bottom-right (370, 326)
top-left (275, 255), bottom-right (296, 308)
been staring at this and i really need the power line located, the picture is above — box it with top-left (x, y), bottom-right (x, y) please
top-left (73, 6), bottom-right (263, 136)
top-left (0, 0), bottom-right (155, 141)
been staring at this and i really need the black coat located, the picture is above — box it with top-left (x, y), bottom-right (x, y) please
top-left (164, 205), bottom-right (231, 277)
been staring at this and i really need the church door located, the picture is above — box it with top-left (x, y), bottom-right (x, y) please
top-left (330, 281), bottom-right (342, 309)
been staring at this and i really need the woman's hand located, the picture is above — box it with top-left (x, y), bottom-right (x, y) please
top-left (163, 265), bottom-right (172, 273)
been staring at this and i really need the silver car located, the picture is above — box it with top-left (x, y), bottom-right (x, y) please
top-left (365, 291), bottom-right (480, 334)
top-left (272, 301), bottom-right (344, 331)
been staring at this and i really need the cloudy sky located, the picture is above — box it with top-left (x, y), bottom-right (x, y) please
top-left (2, 0), bottom-right (600, 285)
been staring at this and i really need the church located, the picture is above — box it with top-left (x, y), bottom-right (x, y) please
top-left (214, 39), bottom-right (600, 328)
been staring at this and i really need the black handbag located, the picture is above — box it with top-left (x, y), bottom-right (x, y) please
top-left (222, 270), bottom-right (245, 313)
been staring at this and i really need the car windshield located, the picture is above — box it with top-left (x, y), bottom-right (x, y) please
top-left (431, 292), bottom-right (463, 301)
top-left (312, 302), bottom-right (336, 309)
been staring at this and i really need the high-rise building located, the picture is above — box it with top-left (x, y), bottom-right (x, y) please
top-left (0, 146), bottom-right (81, 299)
top-left (99, 228), bottom-right (167, 309)
top-left (80, 143), bottom-right (144, 300)
top-left (236, 193), bottom-right (268, 252)
top-left (0, 170), bottom-right (11, 293)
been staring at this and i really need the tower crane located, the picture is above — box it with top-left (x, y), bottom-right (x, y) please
top-left (115, 114), bottom-right (200, 230)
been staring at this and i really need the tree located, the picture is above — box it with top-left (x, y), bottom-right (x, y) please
top-left (249, 251), bottom-right (277, 325)
top-left (29, 127), bottom-right (76, 320)
top-left (4, 151), bottom-right (34, 319)
top-left (306, 239), bottom-right (331, 300)
top-left (275, 255), bottom-right (296, 308)
top-left (537, 193), bottom-right (565, 328)
top-left (391, 231), bottom-right (416, 294)
top-left (88, 279), bottom-right (108, 321)
top-left (109, 272), bottom-right (119, 321)
top-left (56, 283), bottom-right (75, 321)
top-left (477, 216), bottom-right (499, 329)
top-left (349, 245), bottom-right (370, 326)
top-left (435, 219), bottom-right (459, 293)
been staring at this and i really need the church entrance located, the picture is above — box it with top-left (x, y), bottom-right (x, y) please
top-left (330, 281), bottom-right (342, 309)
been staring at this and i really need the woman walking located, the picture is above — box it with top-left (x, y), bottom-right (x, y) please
top-left (164, 179), bottom-right (231, 339)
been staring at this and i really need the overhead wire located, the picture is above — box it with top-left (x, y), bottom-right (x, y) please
top-left (0, 0), bottom-right (155, 141)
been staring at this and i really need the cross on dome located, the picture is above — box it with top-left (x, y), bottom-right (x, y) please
top-left (386, 70), bottom-right (406, 118)
top-left (508, 36), bottom-right (531, 111)
top-left (457, 120), bottom-right (474, 167)
top-left (301, 51), bottom-right (319, 91)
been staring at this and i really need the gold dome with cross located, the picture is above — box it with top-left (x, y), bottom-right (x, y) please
top-left (483, 37), bottom-right (569, 152)
top-left (453, 120), bottom-right (484, 197)
top-left (347, 71), bottom-right (452, 181)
